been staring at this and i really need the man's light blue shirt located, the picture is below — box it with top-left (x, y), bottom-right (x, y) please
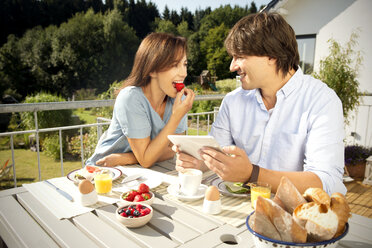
top-left (210, 68), bottom-right (346, 195)
top-left (86, 86), bottom-right (187, 165)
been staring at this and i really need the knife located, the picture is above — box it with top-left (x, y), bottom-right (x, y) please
top-left (43, 180), bottom-right (74, 202)
top-left (121, 174), bottom-right (143, 184)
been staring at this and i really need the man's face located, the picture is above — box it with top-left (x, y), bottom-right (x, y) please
top-left (229, 55), bottom-right (272, 90)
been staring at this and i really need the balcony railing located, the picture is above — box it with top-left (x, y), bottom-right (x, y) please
top-left (0, 95), bottom-right (224, 188)
top-left (1, 93), bottom-right (372, 188)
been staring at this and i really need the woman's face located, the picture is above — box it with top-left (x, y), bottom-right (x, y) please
top-left (151, 54), bottom-right (187, 98)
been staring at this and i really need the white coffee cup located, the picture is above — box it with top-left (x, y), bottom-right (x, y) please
top-left (178, 169), bottom-right (203, 196)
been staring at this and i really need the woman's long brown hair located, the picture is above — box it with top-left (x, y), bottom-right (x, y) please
top-left (117, 33), bottom-right (187, 94)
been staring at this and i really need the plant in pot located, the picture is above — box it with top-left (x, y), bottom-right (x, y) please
top-left (344, 145), bottom-right (372, 179)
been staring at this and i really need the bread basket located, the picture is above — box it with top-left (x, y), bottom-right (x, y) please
top-left (246, 211), bottom-right (349, 248)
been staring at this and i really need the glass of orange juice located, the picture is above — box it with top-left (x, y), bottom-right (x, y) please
top-left (94, 172), bottom-right (112, 194)
top-left (250, 182), bottom-right (271, 208)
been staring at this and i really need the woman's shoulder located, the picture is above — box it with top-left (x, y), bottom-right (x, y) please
top-left (117, 86), bottom-right (144, 101)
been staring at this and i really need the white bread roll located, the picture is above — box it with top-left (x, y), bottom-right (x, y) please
top-left (303, 188), bottom-right (331, 207)
top-left (273, 176), bottom-right (307, 214)
top-left (293, 202), bottom-right (338, 242)
top-left (331, 192), bottom-right (351, 237)
top-left (256, 196), bottom-right (307, 243)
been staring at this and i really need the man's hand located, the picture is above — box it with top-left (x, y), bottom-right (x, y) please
top-left (199, 145), bottom-right (252, 182)
top-left (172, 144), bottom-right (208, 171)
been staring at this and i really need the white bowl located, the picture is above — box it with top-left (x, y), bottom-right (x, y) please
top-left (116, 203), bottom-right (153, 228)
top-left (246, 212), bottom-right (349, 248)
top-left (119, 191), bottom-right (154, 206)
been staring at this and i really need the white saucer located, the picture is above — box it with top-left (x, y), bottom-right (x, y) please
top-left (167, 184), bottom-right (208, 201)
top-left (343, 175), bottom-right (354, 183)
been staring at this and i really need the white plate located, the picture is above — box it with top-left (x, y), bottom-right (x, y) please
top-left (67, 167), bottom-right (122, 183)
top-left (113, 172), bottom-right (162, 193)
top-left (167, 184), bottom-right (207, 201)
top-left (211, 177), bottom-right (250, 198)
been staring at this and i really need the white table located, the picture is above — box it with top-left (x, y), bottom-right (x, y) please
top-left (1, 161), bottom-right (371, 248)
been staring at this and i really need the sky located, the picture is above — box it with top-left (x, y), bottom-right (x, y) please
top-left (150, 0), bottom-right (271, 14)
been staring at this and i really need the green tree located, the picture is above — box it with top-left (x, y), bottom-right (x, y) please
top-left (20, 92), bottom-right (73, 130)
top-left (125, 0), bottom-right (159, 38)
top-left (189, 5), bottom-right (250, 78)
top-left (0, 9), bottom-right (139, 99)
top-left (177, 21), bottom-right (192, 38)
top-left (163, 5), bottom-right (170, 20)
top-left (200, 23), bottom-right (231, 78)
top-left (313, 32), bottom-right (363, 124)
top-left (155, 19), bottom-right (178, 35)
top-left (249, 2), bottom-right (258, 13)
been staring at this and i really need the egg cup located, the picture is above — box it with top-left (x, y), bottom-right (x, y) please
top-left (203, 198), bottom-right (221, 214)
top-left (79, 190), bottom-right (98, 206)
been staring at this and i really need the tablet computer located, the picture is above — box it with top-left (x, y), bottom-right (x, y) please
top-left (168, 135), bottom-right (222, 160)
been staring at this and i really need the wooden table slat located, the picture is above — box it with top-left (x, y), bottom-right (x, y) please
top-left (0, 187), bottom-right (26, 198)
top-left (73, 211), bottom-right (142, 248)
top-left (0, 195), bottom-right (59, 248)
top-left (179, 224), bottom-right (241, 247)
top-left (95, 204), bottom-right (179, 248)
top-left (148, 210), bottom-right (200, 244)
top-left (17, 192), bottom-right (100, 248)
top-left (151, 197), bottom-right (222, 233)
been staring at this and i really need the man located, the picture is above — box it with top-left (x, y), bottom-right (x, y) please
top-left (174, 12), bottom-right (346, 195)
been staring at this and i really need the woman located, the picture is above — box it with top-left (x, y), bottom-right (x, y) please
top-left (86, 33), bottom-right (195, 168)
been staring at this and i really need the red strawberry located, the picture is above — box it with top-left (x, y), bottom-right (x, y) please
top-left (141, 208), bottom-right (151, 216)
top-left (136, 204), bottom-right (143, 210)
top-left (174, 82), bottom-right (184, 92)
top-left (142, 192), bottom-right (151, 200)
top-left (133, 194), bottom-right (145, 202)
top-left (138, 183), bottom-right (149, 194)
top-left (120, 212), bottom-right (127, 217)
top-left (123, 190), bottom-right (138, 201)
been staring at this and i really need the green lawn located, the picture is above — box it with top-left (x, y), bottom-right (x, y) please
top-left (73, 109), bottom-right (98, 123)
top-left (187, 128), bottom-right (209, 135)
top-left (0, 149), bottom-right (82, 190)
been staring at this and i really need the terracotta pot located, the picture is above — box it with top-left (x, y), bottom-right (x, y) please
top-left (345, 161), bottom-right (366, 179)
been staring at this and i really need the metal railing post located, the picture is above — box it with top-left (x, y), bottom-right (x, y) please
top-left (34, 111), bottom-right (41, 181)
top-left (207, 114), bottom-right (210, 133)
top-left (10, 135), bottom-right (17, 187)
top-left (80, 127), bottom-right (84, 168)
top-left (197, 115), bottom-right (200, 135)
top-left (59, 129), bottom-right (64, 176)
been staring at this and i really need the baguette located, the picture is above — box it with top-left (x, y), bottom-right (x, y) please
top-left (331, 192), bottom-right (351, 237)
top-left (273, 176), bottom-right (307, 214)
top-left (303, 188), bottom-right (331, 207)
top-left (293, 202), bottom-right (338, 241)
top-left (256, 196), bottom-right (307, 243)
top-left (249, 211), bottom-right (281, 241)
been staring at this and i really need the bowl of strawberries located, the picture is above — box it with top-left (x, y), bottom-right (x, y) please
top-left (119, 183), bottom-right (154, 206)
top-left (116, 203), bottom-right (153, 228)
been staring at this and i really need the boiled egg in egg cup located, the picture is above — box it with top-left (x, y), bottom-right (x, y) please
top-left (203, 185), bottom-right (221, 214)
top-left (78, 179), bottom-right (98, 206)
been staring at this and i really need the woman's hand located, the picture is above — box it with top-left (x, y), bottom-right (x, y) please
top-left (96, 153), bottom-right (137, 167)
top-left (172, 88), bottom-right (195, 120)
top-left (172, 144), bottom-right (208, 172)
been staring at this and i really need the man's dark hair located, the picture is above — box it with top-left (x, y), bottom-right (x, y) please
top-left (225, 12), bottom-right (299, 75)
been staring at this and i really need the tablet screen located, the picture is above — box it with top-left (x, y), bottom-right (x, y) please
top-left (168, 135), bottom-right (222, 160)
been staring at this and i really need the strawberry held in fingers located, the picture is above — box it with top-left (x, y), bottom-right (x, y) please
top-left (173, 81), bottom-right (185, 92)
